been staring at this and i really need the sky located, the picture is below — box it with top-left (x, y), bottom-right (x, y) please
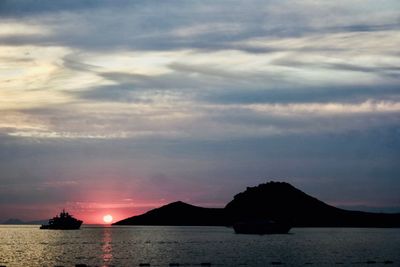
top-left (0, 0), bottom-right (399, 224)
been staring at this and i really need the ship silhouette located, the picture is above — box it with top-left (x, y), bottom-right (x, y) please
top-left (40, 209), bottom-right (82, 230)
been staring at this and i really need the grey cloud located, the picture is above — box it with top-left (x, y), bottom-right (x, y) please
top-left (2, 0), bottom-right (399, 53)
top-left (76, 84), bottom-right (153, 103)
top-left (0, 0), bottom-right (138, 16)
top-left (272, 58), bottom-right (400, 79)
top-left (70, 62), bottom-right (292, 104)
top-left (0, 183), bottom-right (76, 205)
top-left (206, 106), bottom-right (400, 136)
top-left (71, 66), bottom-right (400, 105)
top-left (100, 72), bottom-right (150, 84)
top-left (328, 23), bottom-right (400, 33)
top-left (201, 85), bottom-right (400, 105)
top-left (168, 63), bottom-right (284, 82)
top-left (62, 56), bottom-right (100, 72)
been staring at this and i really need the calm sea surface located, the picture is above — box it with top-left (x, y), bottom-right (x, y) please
top-left (0, 226), bottom-right (399, 267)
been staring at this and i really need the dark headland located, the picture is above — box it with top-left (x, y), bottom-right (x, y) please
top-left (113, 181), bottom-right (400, 227)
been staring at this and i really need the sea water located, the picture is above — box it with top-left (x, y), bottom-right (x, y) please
top-left (0, 225), bottom-right (399, 266)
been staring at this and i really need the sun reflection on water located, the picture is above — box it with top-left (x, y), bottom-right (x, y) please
top-left (101, 227), bottom-right (113, 266)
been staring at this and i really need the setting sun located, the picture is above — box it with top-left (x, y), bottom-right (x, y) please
top-left (103, 214), bottom-right (113, 224)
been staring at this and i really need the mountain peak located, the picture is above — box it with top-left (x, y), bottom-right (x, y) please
top-left (240, 181), bottom-right (296, 194)
top-left (167, 201), bottom-right (192, 207)
top-left (225, 180), bottom-right (333, 222)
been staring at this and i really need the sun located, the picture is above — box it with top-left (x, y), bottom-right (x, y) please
top-left (103, 214), bottom-right (113, 224)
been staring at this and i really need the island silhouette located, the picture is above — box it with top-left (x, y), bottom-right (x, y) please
top-left (113, 181), bottom-right (400, 227)
top-left (2, 218), bottom-right (48, 225)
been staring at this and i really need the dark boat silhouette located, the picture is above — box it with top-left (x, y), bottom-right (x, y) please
top-left (233, 219), bottom-right (291, 235)
top-left (40, 210), bottom-right (82, 230)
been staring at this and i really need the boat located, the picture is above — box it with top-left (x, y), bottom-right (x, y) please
top-left (233, 219), bottom-right (291, 235)
top-left (40, 209), bottom-right (83, 230)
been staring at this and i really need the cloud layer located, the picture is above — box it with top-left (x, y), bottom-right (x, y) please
top-left (0, 0), bottom-right (399, 222)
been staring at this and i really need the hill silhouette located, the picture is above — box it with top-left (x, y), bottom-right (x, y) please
top-left (115, 201), bottom-right (226, 226)
top-left (113, 181), bottom-right (400, 227)
top-left (225, 182), bottom-right (400, 227)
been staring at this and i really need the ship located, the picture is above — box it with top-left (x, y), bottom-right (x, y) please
top-left (233, 219), bottom-right (291, 235)
top-left (40, 209), bottom-right (83, 230)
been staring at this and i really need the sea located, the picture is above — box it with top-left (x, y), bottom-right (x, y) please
top-left (0, 225), bottom-right (399, 267)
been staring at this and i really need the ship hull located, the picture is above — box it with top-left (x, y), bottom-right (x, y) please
top-left (40, 220), bottom-right (82, 230)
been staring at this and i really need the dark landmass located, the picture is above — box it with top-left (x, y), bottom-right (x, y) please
top-left (2, 218), bottom-right (48, 225)
top-left (28, 219), bottom-right (48, 225)
top-left (115, 201), bottom-right (226, 226)
top-left (113, 181), bottom-right (400, 227)
top-left (2, 218), bottom-right (24, 224)
top-left (224, 182), bottom-right (400, 227)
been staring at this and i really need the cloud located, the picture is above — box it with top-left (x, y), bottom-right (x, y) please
top-left (1, 0), bottom-right (399, 51)
top-left (202, 85), bottom-right (400, 105)
top-left (0, 0), bottom-right (132, 16)
top-left (1, 0), bottom-right (400, 220)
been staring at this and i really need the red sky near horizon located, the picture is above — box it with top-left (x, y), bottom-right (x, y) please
top-left (1, 201), bottom-right (167, 224)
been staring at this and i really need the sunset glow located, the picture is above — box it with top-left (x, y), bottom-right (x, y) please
top-left (103, 215), bottom-right (113, 224)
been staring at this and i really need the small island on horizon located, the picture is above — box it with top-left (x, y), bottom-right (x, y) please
top-left (113, 181), bottom-right (400, 228)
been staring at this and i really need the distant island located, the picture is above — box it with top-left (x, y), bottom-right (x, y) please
top-left (114, 181), bottom-right (400, 227)
top-left (2, 218), bottom-right (48, 225)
